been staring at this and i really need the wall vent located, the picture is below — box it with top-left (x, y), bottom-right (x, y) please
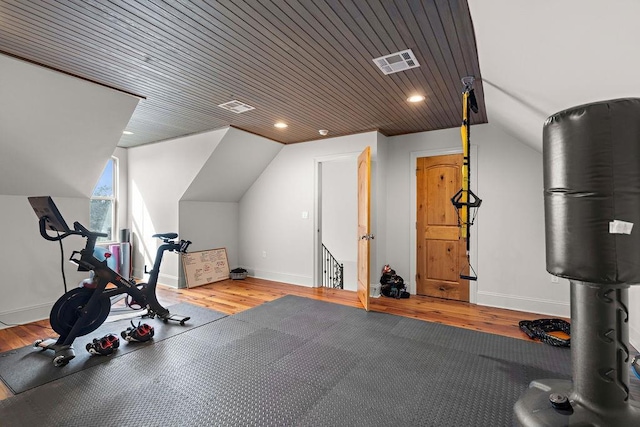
top-left (218, 100), bottom-right (255, 113)
top-left (372, 49), bottom-right (420, 75)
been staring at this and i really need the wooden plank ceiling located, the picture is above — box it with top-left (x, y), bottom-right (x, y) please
top-left (0, 0), bottom-right (486, 147)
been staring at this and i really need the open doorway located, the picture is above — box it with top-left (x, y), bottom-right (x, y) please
top-left (316, 154), bottom-right (358, 291)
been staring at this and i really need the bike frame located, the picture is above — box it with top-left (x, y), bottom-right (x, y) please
top-left (39, 218), bottom-right (190, 346)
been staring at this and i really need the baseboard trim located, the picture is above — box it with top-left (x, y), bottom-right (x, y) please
top-left (477, 291), bottom-right (570, 318)
top-left (0, 302), bottom-right (52, 330)
top-left (132, 268), bottom-right (144, 282)
top-left (250, 269), bottom-right (314, 287)
top-left (158, 272), bottom-right (179, 288)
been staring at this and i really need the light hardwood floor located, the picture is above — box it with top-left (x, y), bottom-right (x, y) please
top-left (0, 277), bottom-right (557, 400)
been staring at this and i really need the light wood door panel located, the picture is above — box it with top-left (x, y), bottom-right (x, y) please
top-left (425, 166), bottom-right (459, 225)
top-left (426, 240), bottom-right (459, 282)
top-left (416, 154), bottom-right (469, 302)
top-left (357, 146), bottom-right (371, 311)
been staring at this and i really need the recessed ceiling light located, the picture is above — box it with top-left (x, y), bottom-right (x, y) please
top-left (407, 95), bottom-right (425, 103)
top-left (123, 131), bottom-right (134, 135)
top-left (274, 122), bottom-right (288, 128)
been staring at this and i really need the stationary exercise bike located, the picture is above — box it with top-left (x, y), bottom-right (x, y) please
top-left (28, 196), bottom-right (191, 366)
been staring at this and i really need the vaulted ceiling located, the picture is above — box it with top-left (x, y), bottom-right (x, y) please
top-left (0, 0), bottom-right (486, 147)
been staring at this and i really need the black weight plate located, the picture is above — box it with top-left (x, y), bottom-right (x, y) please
top-left (50, 288), bottom-right (111, 337)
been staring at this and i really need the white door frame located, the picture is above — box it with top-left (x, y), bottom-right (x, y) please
top-left (409, 145), bottom-right (479, 303)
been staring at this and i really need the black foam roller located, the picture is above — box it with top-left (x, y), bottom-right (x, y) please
top-left (544, 98), bottom-right (640, 284)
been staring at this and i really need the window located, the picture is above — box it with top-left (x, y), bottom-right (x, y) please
top-left (90, 157), bottom-right (117, 242)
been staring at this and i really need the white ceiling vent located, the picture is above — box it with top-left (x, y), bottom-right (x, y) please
top-left (373, 49), bottom-right (420, 75)
top-left (218, 100), bottom-right (255, 113)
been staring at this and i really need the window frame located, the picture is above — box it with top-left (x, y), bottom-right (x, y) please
top-left (90, 156), bottom-right (118, 243)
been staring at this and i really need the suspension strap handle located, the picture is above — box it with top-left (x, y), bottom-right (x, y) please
top-left (451, 189), bottom-right (483, 209)
top-left (459, 253), bottom-right (478, 281)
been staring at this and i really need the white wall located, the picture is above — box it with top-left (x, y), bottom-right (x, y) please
top-left (178, 201), bottom-right (239, 286)
top-left (239, 132), bottom-right (380, 286)
top-left (631, 288), bottom-right (640, 349)
top-left (321, 158), bottom-right (357, 290)
top-left (468, 0), bottom-right (640, 152)
top-left (386, 123), bottom-right (570, 317)
top-left (0, 54), bottom-right (139, 198)
top-left (466, 0), bottom-right (640, 347)
top-left (0, 196), bottom-right (91, 327)
top-left (128, 130), bottom-right (226, 286)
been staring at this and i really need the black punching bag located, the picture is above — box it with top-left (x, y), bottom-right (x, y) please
top-left (544, 98), bottom-right (640, 283)
top-left (516, 98), bottom-right (640, 426)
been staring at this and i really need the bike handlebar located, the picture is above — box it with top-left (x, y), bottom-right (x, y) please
top-left (38, 217), bottom-right (82, 241)
top-left (73, 221), bottom-right (108, 238)
top-left (38, 217), bottom-right (109, 242)
top-left (179, 240), bottom-right (192, 253)
top-left (152, 233), bottom-right (191, 253)
top-left (40, 216), bottom-right (191, 258)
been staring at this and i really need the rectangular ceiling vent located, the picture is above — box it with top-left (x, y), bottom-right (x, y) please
top-left (373, 49), bottom-right (420, 75)
top-left (218, 100), bottom-right (255, 113)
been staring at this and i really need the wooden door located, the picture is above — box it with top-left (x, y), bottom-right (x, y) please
top-left (416, 154), bottom-right (469, 301)
top-left (357, 146), bottom-right (371, 311)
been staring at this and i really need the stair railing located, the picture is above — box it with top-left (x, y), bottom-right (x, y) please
top-left (322, 244), bottom-right (343, 289)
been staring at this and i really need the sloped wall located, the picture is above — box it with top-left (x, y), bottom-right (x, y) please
top-left (468, 0), bottom-right (640, 152)
top-left (0, 55), bottom-right (139, 327)
top-left (177, 128), bottom-right (282, 284)
top-left (128, 129), bottom-right (227, 286)
top-left (0, 54), bottom-right (139, 197)
top-left (128, 127), bottom-right (282, 287)
top-left (181, 127), bottom-right (283, 202)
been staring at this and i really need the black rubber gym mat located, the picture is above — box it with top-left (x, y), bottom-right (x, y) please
top-left (0, 302), bottom-right (226, 394)
top-left (2, 295), bottom-right (636, 426)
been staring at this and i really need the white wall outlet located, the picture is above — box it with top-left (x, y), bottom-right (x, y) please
top-left (301, 211), bottom-right (309, 219)
top-left (262, 251), bottom-right (267, 258)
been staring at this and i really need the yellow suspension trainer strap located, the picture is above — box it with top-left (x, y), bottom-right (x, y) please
top-left (451, 76), bottom-right (482, 280)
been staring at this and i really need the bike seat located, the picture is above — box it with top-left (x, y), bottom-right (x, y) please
top-left (152, 232), bottom-right (178, 239)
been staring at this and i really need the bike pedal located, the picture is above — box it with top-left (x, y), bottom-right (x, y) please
top-left (161, 314), bottom-right (190, 326)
